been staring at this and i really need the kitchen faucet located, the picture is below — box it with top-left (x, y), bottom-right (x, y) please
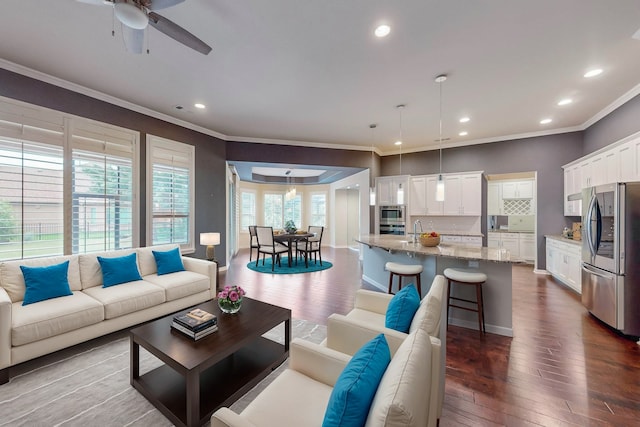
top-left (413, 220), bottom-right (423, 243)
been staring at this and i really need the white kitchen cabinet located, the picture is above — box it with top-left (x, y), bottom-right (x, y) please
top-left (376, 175), bottom-right (409, 206)
top-left (546, 238), bottom-right (581, 294)
top-left (409, 176), bottom-right (427, 216)
top-left (440, 235), bottom-right (461, 244)
top-left (519, 233), bottom-right (536, 262)
top-left (488, 232), bottom-right (520, 258)
top-left (424, 172), bottom-right (481, 216)
top-left (461, 236), bottom-right (483, 247)
top-left (563, 165), bottom-right (582, 217)
top-left (604, 150), bottom-right (619, 185)
top-left (618, 141), bottom-right (635, 182)
top-left (487, 182), bottom-right (503, 215)
top-left (440, 235), bottom-right (482, 247)
top-left (501, 180), bottom-right (534, 199)
top-left (425, 176), bottom-right (444, 215)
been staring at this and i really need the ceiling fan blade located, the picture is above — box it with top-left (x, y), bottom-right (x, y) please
top-left (148, 0), bottom-right (185, 11)
top-left (148, 11), bottom-right (212, 55)
top-left (121, 24), bottom-right (145, 54)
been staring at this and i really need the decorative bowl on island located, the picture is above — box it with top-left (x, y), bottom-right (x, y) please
top-left (419, 232), bottom-right (440, 247)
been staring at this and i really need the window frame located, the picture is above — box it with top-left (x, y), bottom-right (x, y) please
top-left (146, 134), bottom-right (195, 254)
top-left (240, 189), bottom-right (257, 231)
top-left (309, 191), bottom-right (327, 227)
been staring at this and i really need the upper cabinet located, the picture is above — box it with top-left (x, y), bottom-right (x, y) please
top-left (408, 172), bottom-right (482, 216)
top-left (563, 134), bottom-right (640, 216)
top-left (487, 179), bottom-right (535, 216)
top-left (376, 175), bottom-right (409, 206)
top-left (501, 180), bottom-right (534, 199)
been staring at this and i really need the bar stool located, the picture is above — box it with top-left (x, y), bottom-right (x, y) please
top-left (444, 267), bottom-right (487, 336)
top-left (385, 262), bottom-right (423, 296)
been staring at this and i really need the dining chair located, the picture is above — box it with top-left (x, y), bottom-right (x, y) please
top-left (255, 226), bottom-right (289, 271)
top-left (296, 225), bottom-right (324, 268)
top-left (248, 225), bottom-right (259, 261)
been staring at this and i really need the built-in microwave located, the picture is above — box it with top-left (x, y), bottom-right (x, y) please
top-left (379, 205), bottom-right (405, 223)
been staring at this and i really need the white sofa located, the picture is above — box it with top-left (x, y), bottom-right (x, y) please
top-left (211, 328), bottom-right (438, 427)
top-left (0, 244), bottom-right (216, 384)
top-left (324, 275), bottom-right (448, 422)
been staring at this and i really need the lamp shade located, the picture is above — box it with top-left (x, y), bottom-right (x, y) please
top-left (200, 232), bottom-right (220, 246)
top-left (435, 175), bottom-right (445, 202)
top-left (114, 0), bottom-right (148, 30)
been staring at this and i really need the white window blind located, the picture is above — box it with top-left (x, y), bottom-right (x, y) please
top-left (263, 193), bottom-right (284, 229)
top-left (240, 191), bottom-right (256, 230)
top-left (147, 136), bottom-right (194, 252)
top-left (284, 195), bottom-right (302, 228)
top-left (310, 193), bottom-right (326, 226)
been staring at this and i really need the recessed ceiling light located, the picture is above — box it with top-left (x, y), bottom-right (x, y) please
top-left (375, 25), bottom-right (391, 38)
top-left (459, 131), bottom-right (468, 136)
top-left (540, 118), bottom-right (552, 125)
top-left (394, 141), bottom-right (402, 146)
top-left (459, 117), bottom-right (470, 123)
top-left (194, 103), bottom-right (206, 109)
top-left (174, 105), bottom-right (184, 110)
top-left (557, 98), bottom-right (573, 106)
top-left (584, 69), bottom-right (603, 78)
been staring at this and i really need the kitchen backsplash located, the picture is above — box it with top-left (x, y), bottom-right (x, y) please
top-left (409, 216), bottom-right (481, 234)
top-left (507, 215), bottom-right (535, 232)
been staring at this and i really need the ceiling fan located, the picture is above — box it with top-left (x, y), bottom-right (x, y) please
top-left (78, 0), bottom-right (212, 55)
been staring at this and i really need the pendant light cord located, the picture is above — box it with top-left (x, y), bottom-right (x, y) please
top-left (439, 80), bottom-right (442, 174)
top-left (370, 124), bottom-right (376, 187)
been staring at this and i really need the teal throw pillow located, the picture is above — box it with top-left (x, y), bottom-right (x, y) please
top-left (385, 283), bottom-right (420, 333)
top-left (322, 334), bottom-right (391, 427)
top-left (21, 261), bottom-right (73, 306)
top-left (153, 247), bottom-right (185, 275)
top-left (98, 253), bottom-right (142, 287)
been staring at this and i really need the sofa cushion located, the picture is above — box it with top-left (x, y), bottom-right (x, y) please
top-left (385, 284), bottom-right (420, 333)
top-left (143, 271), bottom-right (210, 301)
top-left (78, 249), bottom-right (136, 289)
top-left (82, 280), bottom-right (165, 319)
top-left (240, 369), bottom-right (333, 427)
top-left (12, 291), bottom-right (104, 346)
top-left (98, 253), bottom-right (143, 287)
top-left (21, 261), bottom-right (73, 306)
top-left (152, 247), bottom-right (185, 275)
top-left (410, 276), bottom-right (445, 336)
top-left (367, 329), bottom-right (432, 427)
top-left (137, 244), bottom-right (179, 277)
top-left (0, 255), bottom-right (81, 303)
top-left (322, 334), bottom-right (391, 427)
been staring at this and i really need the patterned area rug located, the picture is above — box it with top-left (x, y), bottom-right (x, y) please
top-left (0, 319), bottom-right (326, 427)
top-left (247, 256), bottom-right (332, 274)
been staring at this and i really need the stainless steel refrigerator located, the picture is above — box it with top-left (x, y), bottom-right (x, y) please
top-left (582, 182), bottom-right (640, 336)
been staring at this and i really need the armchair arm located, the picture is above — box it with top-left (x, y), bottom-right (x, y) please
top-left (0, 287), bottom-right (11, 370)
top-left (289, 338), bottom-right (351, 387)
top-left (182, 257), bottom-right (217, 296)
top-left (211, 408), bottom-right (257, 427)
top-left (353, 289), bottom-right (393, 315)
top-left (326, 313), bottom-right (407, 356)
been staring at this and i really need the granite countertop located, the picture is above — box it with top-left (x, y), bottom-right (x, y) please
top-left (407, 231), bottom-right (484, 237)
top-left (356, 235), bottom-right (525, 264)
top-left (488, 229), bottom-right (534, 234)
top-left (545, 235), bottom-right (582, 246)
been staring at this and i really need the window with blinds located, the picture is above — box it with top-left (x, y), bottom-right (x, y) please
top-left (310, 193), bottom-right (327, 226)
top-left (147, 135), bottom-right (194, 252)
top-left (240, 191), bottom-right (256, 230)
top-left (0, 102), bottom-right (65, 260)
top-left (0, 97), bottom-right (140, 260)
top-left (71, 121), bottom-right (137, 253)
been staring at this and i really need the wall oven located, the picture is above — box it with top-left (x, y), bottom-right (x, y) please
top-left (379, 205), bottom-right (406, 235)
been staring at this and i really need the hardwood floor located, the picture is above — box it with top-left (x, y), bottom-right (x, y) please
top-left (221, 247), bottom-right (640, 426)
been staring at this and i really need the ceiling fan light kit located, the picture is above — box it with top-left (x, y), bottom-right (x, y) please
top-left (114, 0), bottom-right (148, 30)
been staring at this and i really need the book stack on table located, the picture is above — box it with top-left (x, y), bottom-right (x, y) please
top-left (171, 308), bottom-right (218, 340)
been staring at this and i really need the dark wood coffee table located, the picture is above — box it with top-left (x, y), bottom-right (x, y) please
top-left (130, 298), bottom-right (291, 427)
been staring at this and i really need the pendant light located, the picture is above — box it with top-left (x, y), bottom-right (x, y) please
top-left (285, 170), bottom-right (296, 201)
top-left (435, 75), bottom-right (447, 202)
top-left (369, 124), bottom-right (377, 206)
top-left (396, 104), bottom-right (405, 205)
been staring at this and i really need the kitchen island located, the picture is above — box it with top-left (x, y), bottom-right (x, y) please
top-left (356, 234), bottom-right (525, 337)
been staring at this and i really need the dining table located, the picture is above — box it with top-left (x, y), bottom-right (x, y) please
top-left (273, 232), bottom-right (313, 267)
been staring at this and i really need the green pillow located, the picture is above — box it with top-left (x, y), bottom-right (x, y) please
top-left (322, 334), bottom-right (391, 427)
top-left (153, 247), bottom-right (185, 275)
top-left (385, 284), bottom-right (420, 333)
top-left (21, 261), bottom-right (73, 306)
top-left (98, 253), bottom-right (142, 287)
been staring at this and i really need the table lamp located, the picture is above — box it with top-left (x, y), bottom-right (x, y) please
top-left (200, 232), bottom-right (220, 261)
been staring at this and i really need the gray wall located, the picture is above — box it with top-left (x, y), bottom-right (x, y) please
top-left (381, 133), bottom-right (584, 268)
top-left (583, 93), bottom-right (640, 155)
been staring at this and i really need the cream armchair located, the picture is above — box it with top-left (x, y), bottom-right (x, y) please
top-left (211, 329), bottom-right (437, 427)
top-left (325, 275), bottom-right (447, 421)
